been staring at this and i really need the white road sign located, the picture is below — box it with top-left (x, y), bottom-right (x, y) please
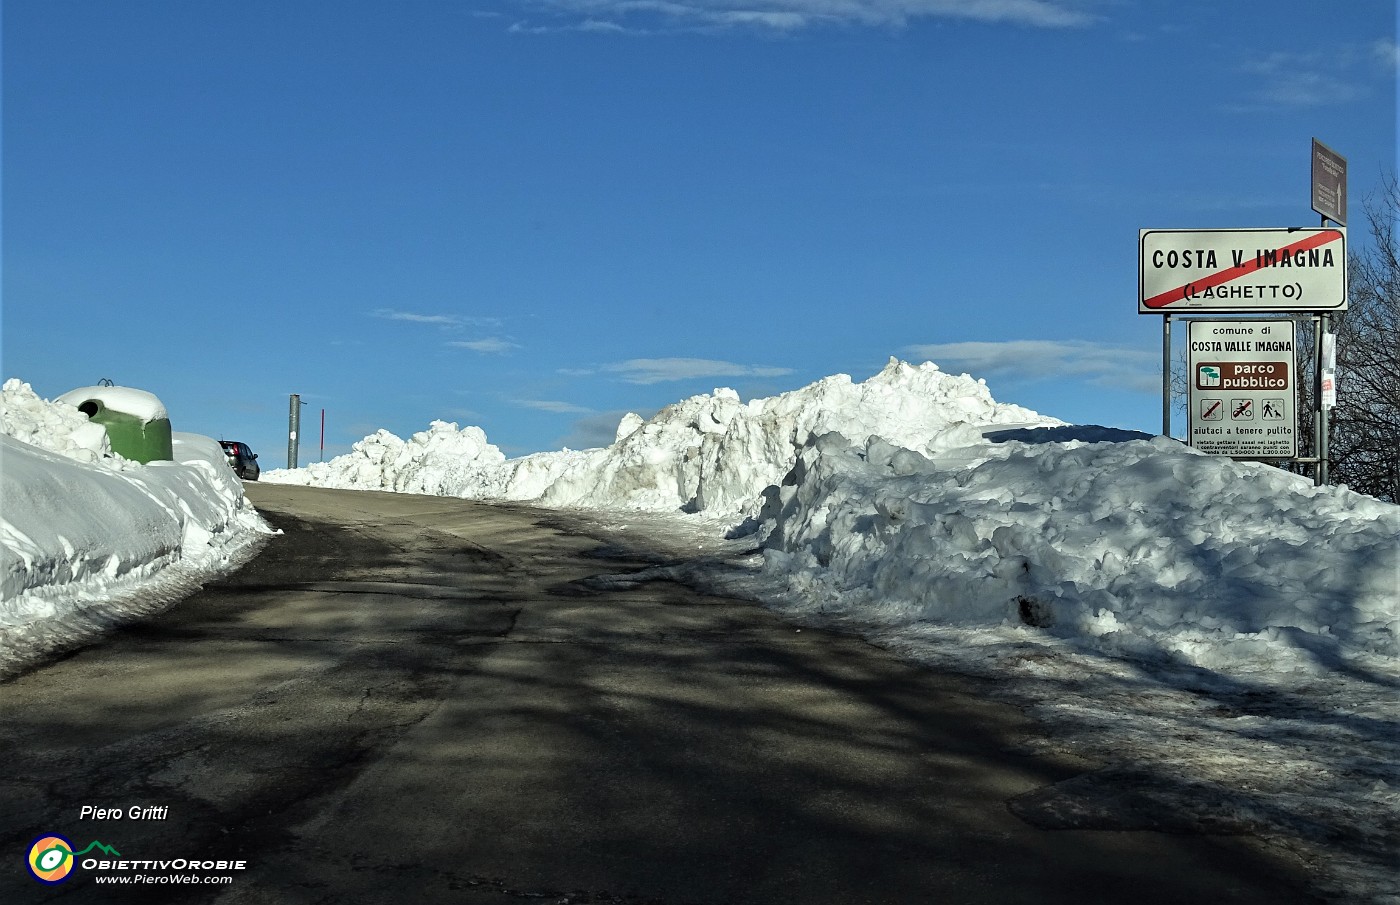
top-left (1140, 228), bottom-right (1346, 313)
top-left (1188, 319), bottom-right (1297, 458)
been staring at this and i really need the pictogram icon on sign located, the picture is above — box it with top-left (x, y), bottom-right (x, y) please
top-left (1200, 399), bottom-right (1224, 421)
top-left (1261, 399), bottom-right (1286, 420)
top-left (1198, 366), bottom-right (1221, 388)
top-left (1231, 399), bottom-right (1254, 420)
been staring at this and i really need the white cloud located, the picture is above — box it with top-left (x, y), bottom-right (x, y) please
top-left (1252, 70), bottom-right (1359, 108)
top-left (1373, 38), bottom-right (1400, 71)
top-left (372, 308), bottom-right (461, 326)
top-left (512, 0), bottom-right (1097, 34)
top-left (1234, 43), bottom-right (1391, 109)
top-left (717, 10), bottom-right (809, 29)
top-left (578, 17), bottom-right (629, 32)
top-left (602, 357), bottom-right (794, 384)
top-left (904, 340), bottom-right (1159, 393)
top-left (514, 398), bottom-right (594, 414)
top-left (371, 309), bottom-right (503, 329)
top-left (448, 338), bottom-right (520, 354)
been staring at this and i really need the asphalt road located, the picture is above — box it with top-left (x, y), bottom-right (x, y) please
top-left (0, 483), bottom-right (1319, 904)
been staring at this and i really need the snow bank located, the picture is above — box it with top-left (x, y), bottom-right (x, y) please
top-left (266, 359), bottom-right (1059, 516)
top-left (268, 420), bottom-right (510, 496)
top-left (0, 379), bottom-right (273, 674)
top-left (533, 359), bottom-right (1055, 514)
top-left (751, 428), bottom-right (1399, 670)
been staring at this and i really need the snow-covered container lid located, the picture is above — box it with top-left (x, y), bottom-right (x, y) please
top-left (56, 386), bottom-right (169, 424)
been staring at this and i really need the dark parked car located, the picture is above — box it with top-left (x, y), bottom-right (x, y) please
top-left (219, 440), bottom-right (260, 481)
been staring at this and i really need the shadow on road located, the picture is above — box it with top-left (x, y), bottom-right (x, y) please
top-left (0, 485), bottom-right (1323, 904)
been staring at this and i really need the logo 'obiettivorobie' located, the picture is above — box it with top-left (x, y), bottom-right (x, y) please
top-left (25, 835), bottom-right (121, 885)
top-left (27, 834), bottom-right (75, 885)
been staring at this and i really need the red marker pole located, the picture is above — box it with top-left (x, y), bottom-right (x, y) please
top-left (320, 409), bottom-right (325, 462)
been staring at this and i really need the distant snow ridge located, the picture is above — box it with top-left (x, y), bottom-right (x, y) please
top-left (265, 359), bottom-right (1059, 516)
top-left (272, 421), bottom-right (507, 496)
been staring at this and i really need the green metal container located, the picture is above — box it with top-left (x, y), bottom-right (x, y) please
top-left (58, 386), bottom-right (174, 463)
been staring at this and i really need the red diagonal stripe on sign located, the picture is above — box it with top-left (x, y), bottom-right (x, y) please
top-left (1143, 230), bottom-right (1342, 309)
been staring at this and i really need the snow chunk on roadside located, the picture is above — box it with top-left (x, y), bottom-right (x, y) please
top-left (1, 378), bottom-right (113, 464)
top-left (755, 429), bottom-right (1400, 670)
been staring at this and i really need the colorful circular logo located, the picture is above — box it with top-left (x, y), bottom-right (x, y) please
top-left (27, 834), bottom-right (75, 885)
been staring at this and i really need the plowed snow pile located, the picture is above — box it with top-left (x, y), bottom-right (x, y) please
top-left (266, 359), bottom-right (1055, 514)
top-left (0, 379), bottom-right (273, 674)
top-left (751, 428), bottom-right (1397, 671)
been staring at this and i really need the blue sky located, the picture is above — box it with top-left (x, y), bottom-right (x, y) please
top-left (4, 1), bottom-right (1396, 462)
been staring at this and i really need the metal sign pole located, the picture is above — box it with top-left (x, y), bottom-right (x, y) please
top-left (1162, 313), bottom-right (1172, 437)
top-left (1314, 210), bottom-right (1332, 487)
top-left (288, 394), bottom-right (301, 470)
top-left (1310, 139), bottom-right (1345, 485)
top-left (1317, 311), bottom-right (1330, 486)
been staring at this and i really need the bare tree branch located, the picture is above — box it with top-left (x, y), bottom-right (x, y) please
top-left (1326, 174), bottom-right (1400, 501)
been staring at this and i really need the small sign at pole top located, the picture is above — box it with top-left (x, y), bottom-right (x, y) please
top-left (1312, 138), bottom-right (1346, 225)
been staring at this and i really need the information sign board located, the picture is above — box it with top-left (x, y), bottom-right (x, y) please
top-left (1312, 138), bottom-right (1347, 225)
top-left (1140, 227), bottom-right (1346, 313)
top-left (1188, 319), bottom-right (1297, 458)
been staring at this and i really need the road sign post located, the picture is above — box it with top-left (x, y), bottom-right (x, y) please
top-left (1162, 313), bottom-right (1172, 438)
top-left (1142, 141), bottom-right (1349, 483)
top-left (1309, 138), bottom-right (1346, 484)
top-left (288, 394), bottom-right (302, 470)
